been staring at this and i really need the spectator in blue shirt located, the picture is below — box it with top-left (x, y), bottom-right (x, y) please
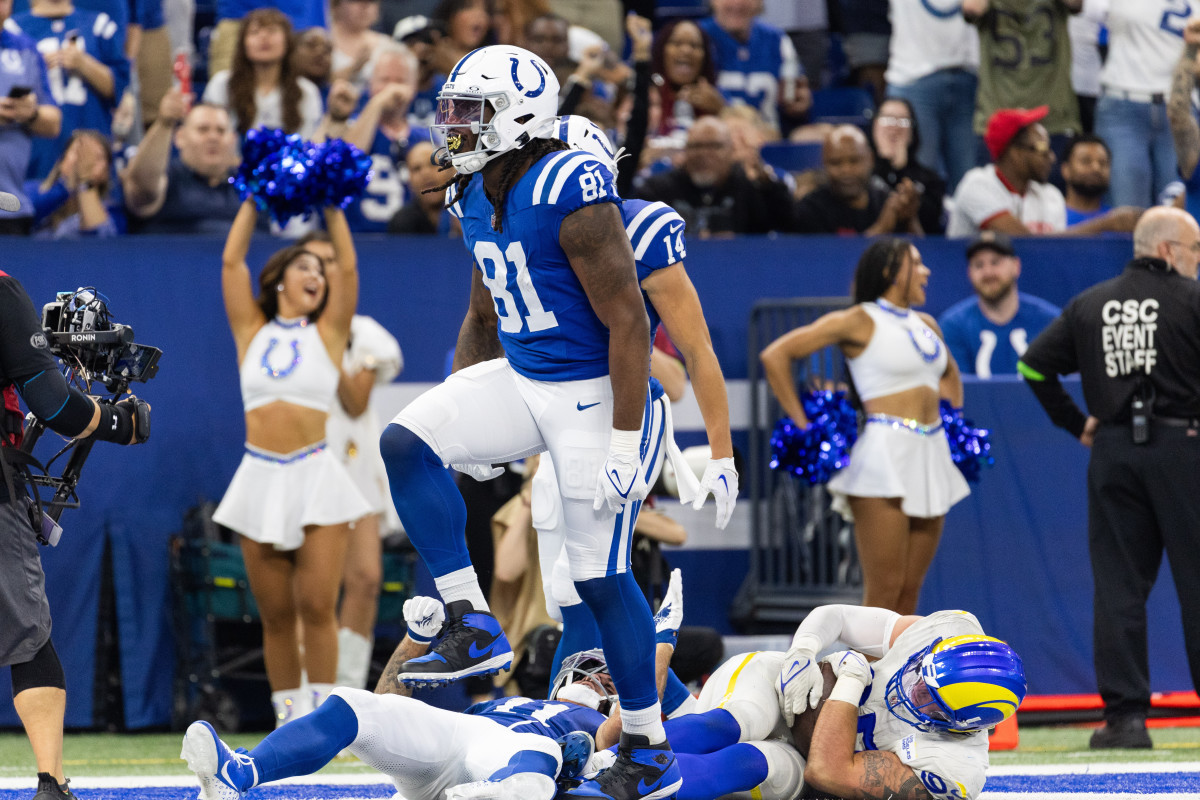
top-left (121, 90), bottom-right (244, 234)
top-left (11, 0), bottom-right (129, 181)
top-left (0, 0), bottom-right (62, 234)
top-left (699, 0), bottom-right (810, 131)
top-left (13, 0), bottom-right (170, 127)
top-left (336, 43), bottom-right (430, 233)
top-left (1062, 134), bottom-right (1114, 226)
top-left (938, 232), bottom-right (1061, 378)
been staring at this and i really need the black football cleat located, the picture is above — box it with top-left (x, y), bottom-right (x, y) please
top-left (397, 600), bottom-right (513, 687)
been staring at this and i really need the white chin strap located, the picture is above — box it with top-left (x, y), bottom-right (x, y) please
top-left (450, 148), bottom-right (501, 175)
top-left (555, 683), bottom-right (603, 710)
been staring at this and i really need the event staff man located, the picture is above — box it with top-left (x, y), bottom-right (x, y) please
top-left (1018, 206), bottom-right (1200, 750)
top-left (0, 216), bottom-right (150, 800)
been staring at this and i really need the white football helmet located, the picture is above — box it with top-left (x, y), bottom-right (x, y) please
top-left (554, 115), bottom-right (625, 178)
top-left (434, 45), bottom-right (560, 174)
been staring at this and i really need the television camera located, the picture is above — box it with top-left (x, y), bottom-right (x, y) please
top-left (17, 289), bottom-right (161, 543)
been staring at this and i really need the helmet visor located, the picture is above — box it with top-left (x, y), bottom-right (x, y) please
top-left (906, 665), bottom-right (953, 724)
top-left (435, 94), bottom-right (485, 129)
top-left (886, 648), bottom-right (953, 730)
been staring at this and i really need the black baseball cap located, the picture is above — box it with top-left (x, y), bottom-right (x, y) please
top-left (966, 231), bottom-right (1016, 260)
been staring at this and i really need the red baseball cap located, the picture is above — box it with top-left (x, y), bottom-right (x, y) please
top-left (984, 106), bottom-right (1049, 161)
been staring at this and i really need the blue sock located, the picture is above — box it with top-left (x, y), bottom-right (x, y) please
top-left (662, 669), bottom-right (691, 717)
top-left (380, 423), bottom-right (471, 576)
top-left (663, 708), bottom-right (742, 754)
top-left (243, 696), bottom-right (359, 791)
top-left (551, 601), bottom-right (602, 688)
top-left (675, 745), bottom-right (768, 800)
top-left (574, 572), bottom-right (657, 711)
top-left (487, 749), bottom-right (559, 781)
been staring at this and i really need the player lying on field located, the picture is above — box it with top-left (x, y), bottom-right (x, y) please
top-left (768, 605), bottom-right (1028, 800)
top-left (571, 606), bottom-right (1026, 800)
top-left (179, 576), bottom-right (802, 800)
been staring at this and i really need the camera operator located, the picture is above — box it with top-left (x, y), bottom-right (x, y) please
top-left (0, 220), bottom-right (149, 800)
top-left (1018, 206), bottom-right (1200, 751)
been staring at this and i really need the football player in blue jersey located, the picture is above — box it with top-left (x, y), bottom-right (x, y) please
top-left (377, 45), bottom-right (690, 800)
top-left (534, 116), bottom-right (737, 709)
top-left (180, 596), bottom-right (615, 800)
top-left (181, 589), bottom-right (806, 800)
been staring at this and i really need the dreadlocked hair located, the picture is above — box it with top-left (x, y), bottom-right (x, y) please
top-left (426, 138), bottom-right (571, 232)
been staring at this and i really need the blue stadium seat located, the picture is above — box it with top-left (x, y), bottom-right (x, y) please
top-left (809, 87), bottom-right (876, 126)
top-left (760, 142), bottom-right (824, 174)
top-left (655, 0), bottom-right (710, 21)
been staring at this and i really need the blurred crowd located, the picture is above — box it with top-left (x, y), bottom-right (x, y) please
top-left (2, 0), bottom-right (1197, 240)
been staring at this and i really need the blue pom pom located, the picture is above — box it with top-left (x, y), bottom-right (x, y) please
top-left (939, 400), bottom-right (995, 484)
top-left (232, 127), bottom-right (317, 225)
top-left (769, 390), bottom-right (859, 485)
top-left (310, 138), bottom-right (373, 210)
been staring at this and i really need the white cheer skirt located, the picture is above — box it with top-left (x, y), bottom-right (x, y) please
top-left (827, 415), bottom-right (970, 521)
top-left (213, 442), bottom-right (372, 551)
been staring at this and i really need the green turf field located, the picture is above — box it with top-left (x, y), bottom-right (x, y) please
top-left (1, 725), bottom-right (1197, 779)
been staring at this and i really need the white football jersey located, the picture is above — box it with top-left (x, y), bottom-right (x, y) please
top-left (849, 611), bottom-right (991, 800)
top-left (1100, 0), bottom-right (1195, 95)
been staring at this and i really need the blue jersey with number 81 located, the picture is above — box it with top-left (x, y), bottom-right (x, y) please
top-left (448, 149), bottom-right (622, 381)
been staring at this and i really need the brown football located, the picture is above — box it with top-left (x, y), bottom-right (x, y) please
top-left (789, 660), bottom-right (836, 759)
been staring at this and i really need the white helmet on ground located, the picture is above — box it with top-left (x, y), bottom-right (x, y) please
top-left (434, 45), bottom-right (560, 174)
top-left (554, 115), bottom-right (625, 177)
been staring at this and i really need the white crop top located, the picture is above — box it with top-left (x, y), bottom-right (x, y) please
top-left (847, 301), bottom-right (947, 402)
top-left (240, 318), bottom-right (339, 413)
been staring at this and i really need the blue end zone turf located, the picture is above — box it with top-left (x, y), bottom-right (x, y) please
top-left (986, 772), bottom-right (1200, 793)
top-left (1, 769), bottom-right (1197, 799)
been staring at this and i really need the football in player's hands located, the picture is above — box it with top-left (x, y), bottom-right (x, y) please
top-left (789, 661), bottom-right (835, 760)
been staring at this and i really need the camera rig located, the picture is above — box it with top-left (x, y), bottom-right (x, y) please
top-left (17, 288), bottom-right (161, 541)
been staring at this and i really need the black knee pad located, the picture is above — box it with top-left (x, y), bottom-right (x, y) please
top-left (11, 639), bottom-right (65, 696)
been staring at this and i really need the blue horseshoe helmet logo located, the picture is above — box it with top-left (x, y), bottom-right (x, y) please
top-left (510, 57), bottom-right (547, 98)
top-left (919, 0), bottom-right (961, 18)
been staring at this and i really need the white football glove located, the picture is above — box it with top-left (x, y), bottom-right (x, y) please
top-left (776, 633), bottom-right (823, 727)
top-left (827, 650), bottom-right (873, 686)
top-left (653, 568), bottom-right (684, 647)
top-left (593, 428), bottom-right (649, 516)
top-left (403, 596), bottom-right (446, 643)
top-left (691, 457), bottom-right (738, 529)
top-left (451, 462), bottom-right (506, 482)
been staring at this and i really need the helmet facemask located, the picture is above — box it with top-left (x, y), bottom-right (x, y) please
top-left (434, 91), bottom-right (510, 174)
top-left (885, 644), bottom-right (956, 732)
top-left (550, 649), bottom-right (617, 716)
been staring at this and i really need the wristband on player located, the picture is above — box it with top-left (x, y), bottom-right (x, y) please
top-left (829, 676), bottom-right (868, 707)
top-left (608, 427), bottom-right (641, 458)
